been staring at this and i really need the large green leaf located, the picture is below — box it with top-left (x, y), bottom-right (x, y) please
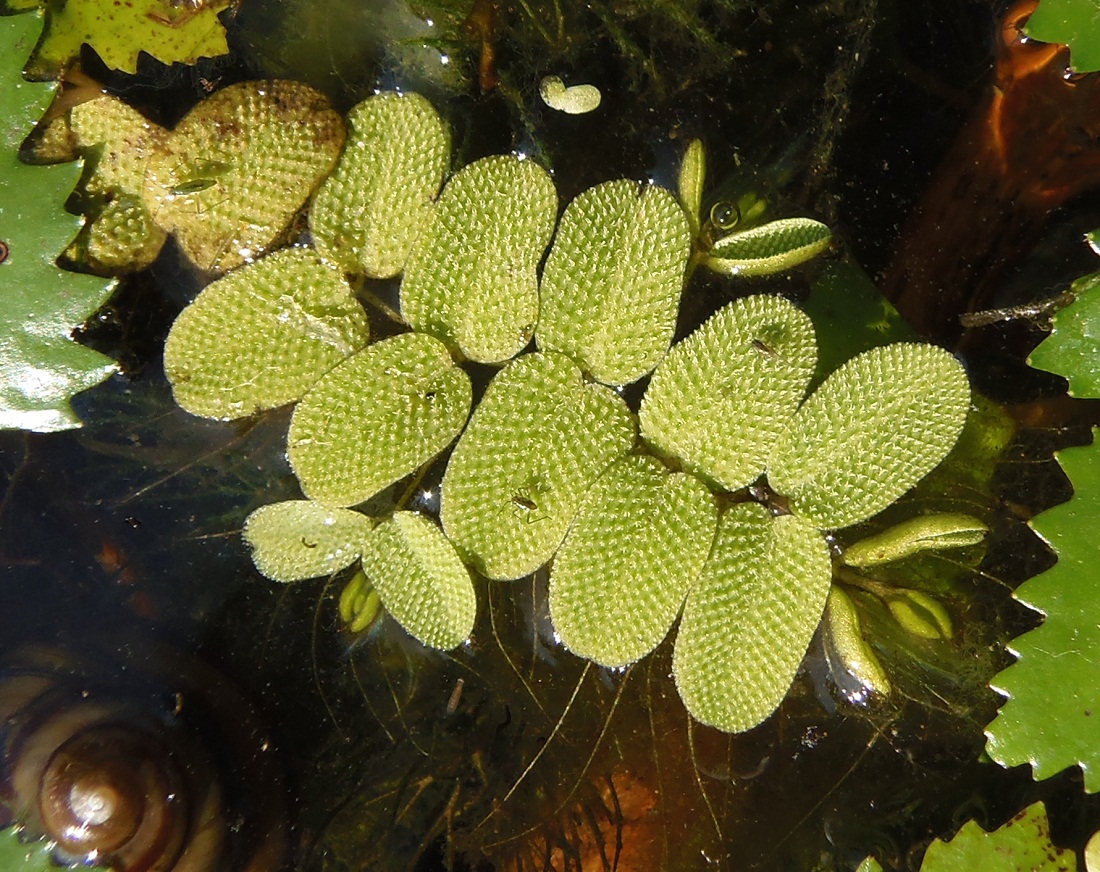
top-left (361, 511), bottom-right (476, 650)
top-left (310, 91), bottom-right (450, 278)
top-left (536, 179), bottom-right (691, 385)
top-left (672, 504), bottom-right (832, 733)
top-left (400, 154), bottom-right (557, 363)
top-left (143, 80), bottom-right (345, 273)
top-left (164, 247), bottom-right (370, 419)
top-left (919, 802), bottom-right (1076, 872)
top-left (1025, 0), bottom-right (1100, 73)
top-left (0, 10), bottom-right (116, 432)
top-left (288, 332), bottom-right (472, 508)
top-left (1027, 270), bottom-right (1100, 396)
top-left (549, 455), bottom-right (716, 667)
top-left (26, 0), bottom-right (232, 76)
top-left (0, 828), bottom-right (54, 872)
top-left (440, 352), bottom-right (634, 580)
top-left (639, 294), bottom-right (817, 492)
top-left (769, 343), bottom-right (970, 530)
top-left (986, 435), bottom-right (1100, 792)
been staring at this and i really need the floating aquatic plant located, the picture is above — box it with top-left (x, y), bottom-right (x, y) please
top-left (159, 86), bottom-right (981, 731)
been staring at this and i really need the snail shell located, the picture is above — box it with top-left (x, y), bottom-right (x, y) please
top-left (0, 640), bottom-right (285, 871)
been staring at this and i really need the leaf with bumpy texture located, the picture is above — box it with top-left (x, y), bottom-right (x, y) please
top-left (243, 500), bottom-right (372, 582)
top-left (919, 802), bottom-right (1075, 872)
top-left (0, 11), bottom-right (116, 432)
top-left (769, 343), bottom-right (970, 530)
top-left (26, 0), bottom-right (232, 76)
top-left (361, 511), bottom-right (476, 650)
top-left (64, 95), bottom-right (168, 271)
top-left (986, 435), bottom-right (1100, 792)
top-left (673, 504), bottom-right (832, 733)
top-left (289, 332), bottom-right (471, 507)
top-left (310, 92), bottom-right (450, 278)
top-left (401, 154), bottom-right (557, 362)
top-left (441, 352), bottom-right (634, 580)
top-left (1027, 270), bottom-right (1100, 396)
top-left (705, 217), bottom-right (832, 277)
top-left (165, 247), bottom-right (369, 419)
top-left (549, 455), bottom-right (716, 667)
top-left (537, 180), bottom-right (691, 385)
top-left (143, 80), bottom-right (345, 273)
top-left (639, 294), bottom-right (816, 492)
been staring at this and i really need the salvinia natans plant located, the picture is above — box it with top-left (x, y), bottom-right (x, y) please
top-left (118, 84), bottom-right (989, 733)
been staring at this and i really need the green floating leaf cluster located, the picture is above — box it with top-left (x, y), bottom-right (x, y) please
top-left (162, 87), bottom-right (975, 733)
top-left (46, 78), bottom-right (345, 274)
top-left (0, 11), bottom-right (116, 432)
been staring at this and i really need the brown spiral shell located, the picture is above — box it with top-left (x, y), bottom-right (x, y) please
top-left (0, 641), bottom-right (286, 871)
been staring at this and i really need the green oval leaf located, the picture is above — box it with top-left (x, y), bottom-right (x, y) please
top-left (705, 217), bottom-right (832, 277)
top-left (549, 455), bottom-right (717, 667)
top-left (639, 294), bottom-right (817, 491)
top-left (310, 91), bottom-right (450, 278)
top-left (440, 352), bottom-right (635, 580)
top-left (243, 500), bottom-right (372, 583)
top-left (400, 154), bottom-right (557, 362)
top-left (164, 247), bottom-right (370, 420)
top-left (673, 505), bottom-right (832, 733)
top-left (144, 80), bottom-right (345, 273)
top-left (536, 180), bottom-right (691, 385)
top-left (289, 332), bottom-right (472, 507)
top-left (677, 138), bottom-right (706, 238)
top-left (361, 511), bottom-right (476, 650)
top-left (822, 585), bottom-right (891, 702)
top-left (538, 75), bottom-right (602, 114)
top-left (841, 513), bottom-right (988, 567)
top-left (768, 342), bottom-right (970, 529)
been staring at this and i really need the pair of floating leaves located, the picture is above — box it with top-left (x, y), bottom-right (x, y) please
top-left (401, 155), bottom-right (557, 362)
top-left (164, 247), bottom-right (369, 419)
top-left (245, 503), bottom-right (474, 649)
top-left (289, 332), bottom-right (471, 507)
top-left (144, 80), bottom-right (345, 273)
top-left (441, 352), bottom-right (634, 580)
top-left (536, 179), bottom-right (691, 385)
top-left (310, 91), bottom-right (450, 278)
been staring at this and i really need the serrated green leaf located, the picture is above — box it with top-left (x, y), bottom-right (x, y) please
top-left (0, 10), bottom-right (116, 432)
top-left (27, 0), bottom-right (232, 76)
top-left (549, 455), bottom-right (716, 667)
top-left (841, 513), bottom-right (988, 567)
top-left (769, 343), bottom-right (970, 530)
top-left (0, 828), bottom-right (54, 872)
top-left (673, 505), bottom-right (832, 733)
top-left (65, 95), bottom-right (168, 271)
top-left (536, 180), bottom-right (691, 385)
top-left (143, 80), bottom-right (345, 273)
top-left (1028, 271), bottom-right (1100, 395)
top-left (310, 91), bottom-right (450, 278)
top-left (165, 247), bottom-right (370, 419)
top-left (440, 351), bottom-right (635, 580)
top-left (243, 500), bottom-right (372, 582)
top-left (289, 331), bottom-right (471, 507)
top-left (986, 435), bottom-right (1100, 792)
top-left (400, 154), bottom-right (557, 362)
top-left (1025, 0), bottom-right (1100, 73)
top-left (704, 216), bottom-right (832, 277)
top-left (361, 511), bottom-right (476, 649)
top-left (919, 802), bottom-right (1075, 872)
top-left (639, 294), bottom-right (816, 492)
